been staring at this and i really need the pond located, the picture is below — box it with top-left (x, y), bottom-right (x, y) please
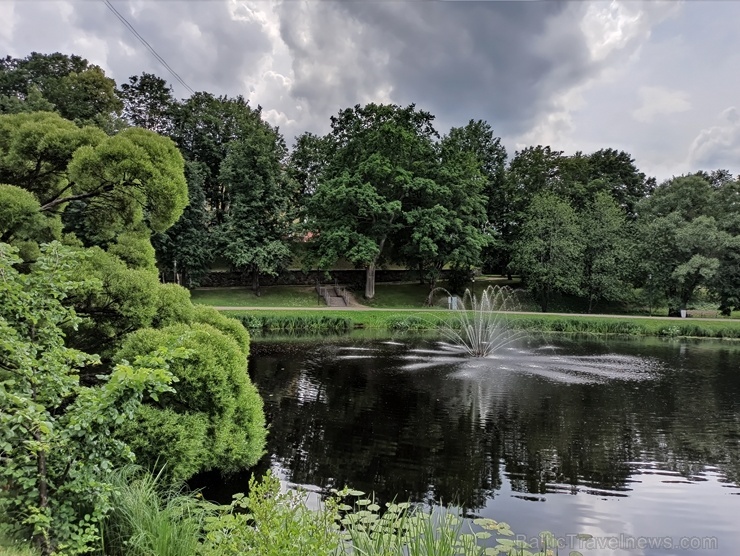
top-left (196, 334), bottom-right (740, 555)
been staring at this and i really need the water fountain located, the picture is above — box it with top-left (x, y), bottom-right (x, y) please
top-left (434, 285), bottom-right (523, 357)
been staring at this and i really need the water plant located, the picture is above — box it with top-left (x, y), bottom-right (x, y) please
top-left (434, 285), bottom-right (524, 357)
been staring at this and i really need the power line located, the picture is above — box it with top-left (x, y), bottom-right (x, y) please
top-left (101, 0), bottom-right (196, 95)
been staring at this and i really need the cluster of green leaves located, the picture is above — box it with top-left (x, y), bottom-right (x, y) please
top-left (200, 472), bottom-right (341, 556)
top-left (107, 467), bottom-right (564, 556)
top-left (113, 318), bottom-right (265, 481)
top-left (0, 110), bottom-right (187, 258)
top-left (0, 243), bottom-right (187, 555)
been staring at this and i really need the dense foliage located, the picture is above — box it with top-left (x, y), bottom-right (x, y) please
top-left (0, 243), bottom-right (183, 554)
top-left (113, 322), bottom-right (265, 481)
top-left (1, 57), bottom-right (270, 551)
top-left (4, 50), bottom-right (734, 311)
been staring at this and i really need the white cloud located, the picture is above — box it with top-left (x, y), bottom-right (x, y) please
top-left (0, 3), bottom-right (16, 43)
top-left (632, 86), bottom-right (691, 123)
top-left (689, 107), bottom-right (740, 170)
top-left (581, 0), bottom-right (644, 62)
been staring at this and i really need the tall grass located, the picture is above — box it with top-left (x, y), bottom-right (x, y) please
top-left (96, 467), bottom-right (562, 556)
top-left (236, 314), bottom-right (352, 333)
top-left (222, 309), bottom-right (740, 340)
top-left (103, 467), bottom-right (207, 556)
top-left (0, 530), bottom-right (39, 556)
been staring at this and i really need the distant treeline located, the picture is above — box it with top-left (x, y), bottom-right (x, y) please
top-left (2, 51), bottom-right (739, 315)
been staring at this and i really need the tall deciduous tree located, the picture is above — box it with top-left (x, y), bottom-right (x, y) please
top-left (511, 192), bottom-right (583, 312)
top-left (637, 174), bottom-right (733, 315)
top-left (118, 72), bottom-right (177, 134)
top-left (153, 161), bottom-right (213, 286)
top-left (395, 132), bottom-right (490, 291)
top-left (579, 192), bottom-right (633, 312)
top-left (497, 145), bottom-right (564, 275)
top-left (440, 120), bottom-right (507, 275)
top-left (308, 103), bottom-right (439, 299)
top-left (586, 148), bottom-right (652, 217)
top-left (171, 93), bottom-right (259, 223)
top-left (218, 121), bottom-right (294, 293)
top-left (0, 52), bottom-right (122, 127)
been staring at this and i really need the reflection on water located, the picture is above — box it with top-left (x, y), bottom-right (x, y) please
top-left (194, 335), bottom-right (740, 555)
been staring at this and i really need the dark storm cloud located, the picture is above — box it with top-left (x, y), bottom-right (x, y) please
top-left (277, 1), bottom-right (594, 134)
top-left (69, 1), bottom-right (273, 98)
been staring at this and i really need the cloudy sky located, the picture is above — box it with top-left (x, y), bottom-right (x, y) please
top-left (1, 0), bottom-right (738, 180)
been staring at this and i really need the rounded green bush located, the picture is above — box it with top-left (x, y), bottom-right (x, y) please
top-left (192, 304), bottom-right (250, 357)
top-left (115, 322), bottom-right (266, 480)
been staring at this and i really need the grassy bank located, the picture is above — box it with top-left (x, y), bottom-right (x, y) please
top-left (226, 309), bottom-right (740, 339)
top-left (192, 285), bottom-right (321, 308)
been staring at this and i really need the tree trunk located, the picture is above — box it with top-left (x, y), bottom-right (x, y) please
top-left (252, 268), bottom-right (261, 297)
top-left (418, 263), bottom-right (425, 285)
top-left (365, 233), bottom-right (389, 300)
top-left (540, 290), bottom-right (549, 313)
top-left (365, 263), bottom-right (376, 299)
top-left (34, 433), bottom-right (52, 556)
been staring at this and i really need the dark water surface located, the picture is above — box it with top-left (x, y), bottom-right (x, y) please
top-left (198, 335), bottom-right (740, 555)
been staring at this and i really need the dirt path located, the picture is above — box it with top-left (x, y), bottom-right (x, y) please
top-left (211, 306), bottom-right (737, 323)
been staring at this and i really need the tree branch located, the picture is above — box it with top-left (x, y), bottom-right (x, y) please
top-left (39, 184), bottom-right (114, 212)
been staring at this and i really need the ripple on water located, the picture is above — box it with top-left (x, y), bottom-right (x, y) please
top-left (394, 340), bottom-right (661, 384)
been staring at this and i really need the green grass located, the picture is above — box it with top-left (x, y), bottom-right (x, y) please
top-left (191, 286), bottom-right (323, 308)
top-left (361, 277), bottom-right (522, 309)
top-left (221, 308), bottom-right (740, 339)
top-left (103, 467), bottom-right (207, 556)
top-left (0, 525), bottom-right (38, 556)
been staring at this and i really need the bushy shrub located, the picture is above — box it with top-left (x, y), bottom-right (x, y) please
top-left (192, 304), bottom-right (250, 356)
top-left (114, 323), bottom-right (266, 481)
top-left (152, 283), bottom-right (196, 328)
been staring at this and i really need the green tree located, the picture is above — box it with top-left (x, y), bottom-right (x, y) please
top-left (0, 111), bottom-right (188, 253)
top-left (308, 103), bottom-right (439, 299)
top-left (170, 93), bottom-right (260, 223)
top-left (637, 174), bottom-right (735, 315)
top-left (218, 121), bottom-right (294, 294)
top-left (585, 148), bottom-right (652, 217)
top-left (510, 192), bottom-right (583, 312)
top-left (0, 242), bottom-right (183, 555)
top-left (117, 72), bottom-right (177, 135)
top-left (0, 52), bottom-right (122, 127)
top-left (439, 120), bottom-right (507, 275)
top-left (497, 145), bottom-right (564, 276)
top-left (395, 131), bottom-right (490, 291)
top-left (579, 192), bottom-right (633, 312)
top-left (153, 161), bottom-right (213, 286)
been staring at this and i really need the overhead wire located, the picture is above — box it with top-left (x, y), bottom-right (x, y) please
top-left (101, 0), bottom-right (196, 95)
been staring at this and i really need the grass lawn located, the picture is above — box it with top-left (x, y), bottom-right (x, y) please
top-left (191, 286), bottom-right (323, 308)
top-left (360, 276), bottom-right (521, 309)
top-left (361, 283), bottom-right (433, 308)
